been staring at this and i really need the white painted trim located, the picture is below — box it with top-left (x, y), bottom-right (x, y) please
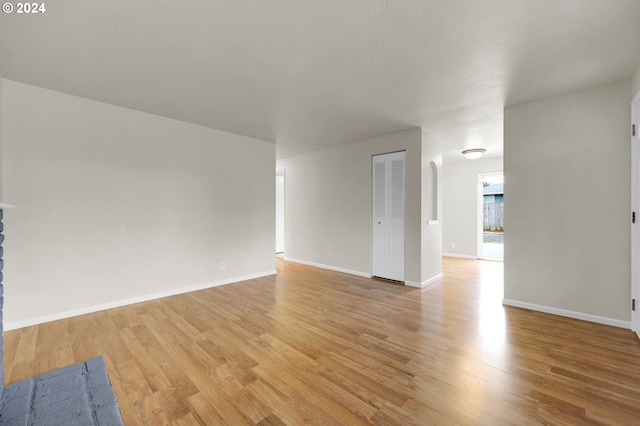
top-left (478, 256), bottom-right (504, 262)
top-left (502, 299), bottom-right (631, 329)
top-left (442, 253), bottom-right (477, 259)
top-left (4, 270), bottom-right (277, 331)
top-left (406, 272), bottom-right (444, 289)
top-left (284, 257), bottom-right (371, 278)
top-left (632, 90), bottom-right (640, 337)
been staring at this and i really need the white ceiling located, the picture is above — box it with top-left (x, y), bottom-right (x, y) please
top-left (1, 0), bottom-right (639, 160)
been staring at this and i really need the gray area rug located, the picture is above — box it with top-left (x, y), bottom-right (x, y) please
top-left (0, 356), bottom-right (124, 426)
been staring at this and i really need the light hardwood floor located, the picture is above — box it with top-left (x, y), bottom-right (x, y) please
top-left (4, 257), bottom-right (640, 425)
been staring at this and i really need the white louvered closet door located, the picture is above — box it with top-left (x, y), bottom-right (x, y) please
top-left (372, 151), bottom-right (405, 281)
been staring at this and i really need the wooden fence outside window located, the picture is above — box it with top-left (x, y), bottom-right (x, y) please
top-left (483, 203), bottom-right (504, 231)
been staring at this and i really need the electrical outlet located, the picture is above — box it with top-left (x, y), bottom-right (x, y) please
top-left (451, 242), bottom-right (456, 248)
top-left (220, 262), bottom-right (226, 271)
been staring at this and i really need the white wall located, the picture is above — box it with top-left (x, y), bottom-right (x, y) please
top-left (633, 65), bottom-right (640, 98)
top-left (442, 157), bottom-right (503, 258)
top-left (504, 80), bottom-right (631, 325)
top-left (0, 77), bottom-right (3, 200)
top-left (277, 128), bottom-right (435, 285)
top-left (1, 79), bottom-right (276, 328)
top-left (421, 130), bottom-right (443, 284)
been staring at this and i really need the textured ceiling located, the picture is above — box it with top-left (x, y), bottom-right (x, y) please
top-left (1, 0), bottom-right (639, 160)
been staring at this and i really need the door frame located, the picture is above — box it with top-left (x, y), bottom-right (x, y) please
top-left (276, 169), bottom-right (285, 255)
top-left (631, 90), bottom-right (640, 336)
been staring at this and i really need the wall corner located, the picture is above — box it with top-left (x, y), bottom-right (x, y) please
top-left (420, 128), bottom-right (443, 284)
top-left (632, 65), bottom-right (640, 99)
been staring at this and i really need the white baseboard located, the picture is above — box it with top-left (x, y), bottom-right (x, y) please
top-left (406, 272), bottom-right (444, 289)
top-left (4, 270), bottom-right (277, 331)
top-left (502, 299), bottom-right (631, 329)
top-left (442, 253), bottom-right (477, 259)
top-left (283, 257), bottom-right (371, 278)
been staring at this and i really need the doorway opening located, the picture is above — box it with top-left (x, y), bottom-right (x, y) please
top-left (276, 169), bottom-right (285, 257)
top-left (479, 173), bottom-right (504, 260)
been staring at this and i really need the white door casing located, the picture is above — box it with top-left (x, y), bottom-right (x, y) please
top-left (372, 151), bottom-right (405, 281)
top-left (632, 91), bottom-right (640, 336)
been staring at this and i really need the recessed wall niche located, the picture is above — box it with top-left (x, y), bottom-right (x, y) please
top-left (428, 161), bottom-right (438, 222)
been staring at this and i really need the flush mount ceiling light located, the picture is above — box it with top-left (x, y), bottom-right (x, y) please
top-left (462, 148), bottom-right (486, 160)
